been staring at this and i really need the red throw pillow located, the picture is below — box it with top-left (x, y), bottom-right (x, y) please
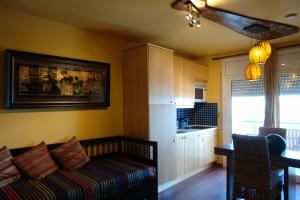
top-left (0, 146), bottom-right (21, 187)
top-left (51, 137), bottom-right (90, 170)
top-left (13, 142), bottom-right (58, 180)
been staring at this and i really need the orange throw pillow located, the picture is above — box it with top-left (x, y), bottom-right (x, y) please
top-left (13, 142), bottom-right (58, 180)
top-left (51, 137), bottom-right (90, 170)
top-left (0, 146), bottom-right (21, 187)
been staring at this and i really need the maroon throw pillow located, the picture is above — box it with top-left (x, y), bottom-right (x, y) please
top-left (0, 146), bottom-right (21, 187)
top-left (51, 137), bottom-right (90, 170)
top-left (13, 142), bottom-right (58, 180)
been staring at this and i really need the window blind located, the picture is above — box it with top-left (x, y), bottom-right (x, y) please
top-left (279, 76), bottom-right (300, 95)
top-left (231, 79), bottom-right (264, 97)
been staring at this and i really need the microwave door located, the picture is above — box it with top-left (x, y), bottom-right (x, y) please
top-left (195, 88), bottom-right (204, 102)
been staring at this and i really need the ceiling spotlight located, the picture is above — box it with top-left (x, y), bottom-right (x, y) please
top-left (185, 10), bottom-right (201, 28)
top-left (186, 13), bottom-right (192, 20)
top-left (195, 23), bottom-right (201, 28)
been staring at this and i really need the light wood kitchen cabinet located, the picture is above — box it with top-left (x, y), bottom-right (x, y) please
top-left (184, 133), bottom-right (194, 173)
top-left (123, 44), bottom-right (177, 184)
top-left (177, 128), bottom-right (218, 178)
top-left (194, 64), bottom-right (208, 82)
top-left (207, 129), bottom-right (218, 163)
top-left (149, 104), bottom-right (177, 184)
top-left (194, 129), bottom-right (218, 167)
top-left (193, 132), bottom-right (205, 169)
top-left (148, 46), bottom-right (174, 105)
top-left (173, 56), bottom-right (184, 106)
top-left (182, 59), bottom-right (196, 107)
top-left (176, 135), bottom-right (185, 177)
top-left (173, 56), bottom-right (208, 108)
top-left (176, 133), bottom-right (194, 175)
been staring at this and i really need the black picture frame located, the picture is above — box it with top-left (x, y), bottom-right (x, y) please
top-left (5, 50), bottom-right (110, 109)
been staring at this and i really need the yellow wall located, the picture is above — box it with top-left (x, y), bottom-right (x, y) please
top-left (0, 6), bottom-right (135, 148)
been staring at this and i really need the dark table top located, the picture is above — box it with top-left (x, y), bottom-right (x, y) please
top-left (215, 144), bottom-right (300, 168)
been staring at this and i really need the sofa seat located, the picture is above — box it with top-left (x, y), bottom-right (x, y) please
top-left (0, 157), bottom-right (156, 200)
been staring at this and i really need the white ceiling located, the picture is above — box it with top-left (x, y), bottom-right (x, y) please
top-left (0, 0), bottom-right (299, 58)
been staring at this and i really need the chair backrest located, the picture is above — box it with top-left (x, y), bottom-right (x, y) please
top-left (258, 127), bottom-right (287, 139)
top-left (232, 134), bottom-right (271, 191)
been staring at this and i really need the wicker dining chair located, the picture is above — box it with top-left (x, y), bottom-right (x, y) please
top-left (258, 127), bottom-right (287, 139)
top-left (232, 134), bottom-right (283, 200)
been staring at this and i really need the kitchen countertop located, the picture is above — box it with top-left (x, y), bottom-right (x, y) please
top-left (177, 125), bottom-right (217, 134)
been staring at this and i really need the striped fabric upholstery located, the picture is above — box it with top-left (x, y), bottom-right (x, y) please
top-left (13, 142), bottom-right (58, 180)
top-left (0, 157), bottom-right (156, 200)
top-left (0, 147), bottom-right (20, 188)
top-left (51, 137), bottom-right (90, 170)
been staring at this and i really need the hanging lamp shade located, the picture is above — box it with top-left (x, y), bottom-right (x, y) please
top-left (249, 45), bottom-right (268, 64)
top-left (244, 63), bottom-right (261, 81)
top-left (259, 40), bottom-right (272, 58)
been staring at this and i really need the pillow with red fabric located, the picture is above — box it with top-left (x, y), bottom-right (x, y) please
top-left (51, 137), bottom-right (90, 170)
top-left (13, 142), bottom-right (58, 180)
top-left (0, 146), bottom-right (21, 187)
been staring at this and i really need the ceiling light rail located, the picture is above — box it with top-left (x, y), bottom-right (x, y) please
top-left (171, 0), bottom-right (299, 39)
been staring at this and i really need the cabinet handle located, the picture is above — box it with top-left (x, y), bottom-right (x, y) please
top-left (173, 139), bottom-right (176, 143)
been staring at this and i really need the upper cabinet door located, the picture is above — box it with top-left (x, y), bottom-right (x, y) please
top-left (182, 59), bottom-right (195, 107)
top-left (195, 64), bottom-right (208, 82)
top-left (173, 56), bottom-right (184, 106)
top-left (148, 45), bottom-right (175, 105)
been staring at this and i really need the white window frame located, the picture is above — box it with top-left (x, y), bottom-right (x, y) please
top-left (221, 55), bottom-right (264, 166)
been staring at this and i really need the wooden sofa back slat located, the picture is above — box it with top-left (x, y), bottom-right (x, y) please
top-left (9, 136), bottom-right (157, 168)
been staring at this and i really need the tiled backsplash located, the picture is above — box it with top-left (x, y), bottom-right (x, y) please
top-left (177, 103), bottom-right (218, 126)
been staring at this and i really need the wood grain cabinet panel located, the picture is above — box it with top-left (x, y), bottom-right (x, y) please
top-left (184, 133), bottom-right (194, 173)
top-left (177, 129), bottom-right (218, 178)
top-left (149, 104), bottom-right (177, 184)
top-left (176, 135), bottom-right (185, 177)
top-left (148, 46), bottom-right (174, 105)
top-left (182, 59), bottom-right (195, 107)
top-left (123, 44), bottom-right (177, 184)
top-left (195, 64), bottom-right (208, 82)
top-left (173, 57), bottom-right (208, 108)
top-left (173, 56), bottom-right (184, 106)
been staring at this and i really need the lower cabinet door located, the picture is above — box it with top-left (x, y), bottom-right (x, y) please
top-left (193, 133), bottom-right (201, 170)
top-left (149, 104), bottom-right (177, 184)
top-left (177, 136), bottom-right (185, 177)
top-left (184, 134), bottom-right (194, 173)
top-left (177, 129), bottom-right (218, 178)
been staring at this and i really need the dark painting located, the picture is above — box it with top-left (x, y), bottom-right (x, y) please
top-left (5, 50), bottom-right (110, 109)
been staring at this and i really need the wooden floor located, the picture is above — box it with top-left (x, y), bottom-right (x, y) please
top-left (158, 166), bottom-right (300, 200)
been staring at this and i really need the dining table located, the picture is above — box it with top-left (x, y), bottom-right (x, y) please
top-left (215, 144), bottom-right (300, 200)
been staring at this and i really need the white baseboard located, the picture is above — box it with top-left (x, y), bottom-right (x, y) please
top-left (158, 163), bottom-right (214, 193)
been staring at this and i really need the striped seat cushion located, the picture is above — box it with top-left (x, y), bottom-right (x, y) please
top-left (51, 137), bottom-right (90, 170)
top-left (13, 142), bottom-right (58, 180)
top-left (0, 157), bottom-right (156, 200)
top-left (0, 147), bottom-right (21, 188)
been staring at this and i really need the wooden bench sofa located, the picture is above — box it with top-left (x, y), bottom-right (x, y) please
top-left (0, 136), bottom-right (158, 200)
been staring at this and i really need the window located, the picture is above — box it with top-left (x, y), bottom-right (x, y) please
top-left (277, 48), bottom-right (300, 152)
top-left (278, 75), bottom-right (300, 151)
top-left (231, 79), bottom-right (265, 135)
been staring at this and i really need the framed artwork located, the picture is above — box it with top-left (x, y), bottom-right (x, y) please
top-left (5, 50), bottom-right (110, 109)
